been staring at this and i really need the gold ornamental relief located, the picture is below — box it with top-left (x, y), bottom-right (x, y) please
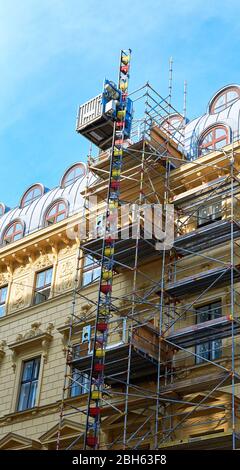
top-left (56, 258), bottom-right (76, 293)
top-left (33, 253), bottom-right (54, 270)
top-left (10, 277), bottom-right (30, 312)
top-left (0, 272), bottom-right (11, 285)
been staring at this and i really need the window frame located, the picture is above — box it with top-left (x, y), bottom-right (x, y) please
top-left (197, 200), bottom-right (222, 228)
top-left (44, 200), bottom-right (68, 226)
top-left (2, 220), bottom-right (24, 245)
top-left (161, 113), bottom-right (184, 136)
top-left (17, 356), bottom-right (41, 412)
top-left (61, 163), bottom-right (86, 188)
top-left (82, 255), bottom-right (101, 287)
top-left (195, 301), bottom-right (222, 364)
top-left (20, 184), bottom-right (44, 208)
top-left (69, 369), bottom-right (90, 397)
top-left (198, 125), bottom-right (229, 157)
top-left (33, 267), bottom-right (53, 305)
top-left (0, 285), bottom-right (8, 318)
top-left (210, 86), bottom-right (240, 114)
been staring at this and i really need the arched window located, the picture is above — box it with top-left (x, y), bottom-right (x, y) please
top-left (162, 114), bottom-right (184, 135)
top-left (20, 184), bottom-right (43, 208)
top-left (3, 220), bottom-right (24, 245)
top-left (45, 201), bottom-right (68, 226)
top-left (199, 126), bottom-right (229, 156)
top-left (61, 163), bottom-right (86, 188)
top-left (210, 86), bottom-right (240, 114)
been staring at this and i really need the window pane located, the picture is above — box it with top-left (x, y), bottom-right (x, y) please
top-left (0, 305), bottom-right (5, 317)
top-left (18, 383), bottom-right (31, 411)
top-left (211, 339), bottom-right (222, 360)
top-left (209, 302), bottom-right (222, 319)
top-left (47, 207), bottom-right (56, 217)
top-left (33, 358), bottom-right (40, 379)
top-left (0, 286), bottom-right (7, 303)
top-left (28, 381), bottom-right (38, 408)
top-left (196, 342), bottom-right (209, 364)
top-left (227, 90), bottom-right (238, 103)
top-left (22, 360), bottom-right (34, 381)
top-left (215, 138), bottom-right (227, 149)
top-left (36, 271), bottom-right (45, 288)
top-left (215, 128), bottom-right (226, 138)
top-left (70, 371), bottom-right (89, 397)
top-left (14, 232), bottom-right (23, 241)
top-left (82, 271), bottom-right (92, 286)
top-left (45, 268), bottom-right (53, 285)
top-left (56, 212), bottom-right (66, 222)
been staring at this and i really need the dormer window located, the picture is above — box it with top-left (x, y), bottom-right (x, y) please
top-left (61, 163), bottom-right (86, 188)
top-left (162, 114), bottom-right (184, 135)
top-left (210, 86), bottom-right (240, 114)
top-left (20, 184), bottom-right (44, 208)
top-left (45, 200), bottom-right (68, 226)
top-left (199, 125), bottom-right (229, 156)
top-left (2, 220), bottom-right (24, 245)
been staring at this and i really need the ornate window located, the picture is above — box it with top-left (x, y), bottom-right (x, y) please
top-left (3, 220), bottom-right (24, 245)
top-left (199, 125), bottom-right (229, 156)
top-left (17, 357), bottom-right (41, 411)
top-left (61, 163), bottom-right (86, 188)
top-left (20, 184), bottom-right (43, 208)
top-left (45, 201), bottom-right (68, 226)
top-left (34, 268), bottom-right (53, 305)
top-left (210, 86), bottom-right (240, 114)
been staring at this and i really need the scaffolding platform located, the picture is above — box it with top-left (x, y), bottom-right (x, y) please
top-left (70, 322), bottom-right (172, 384)
top-left (158, 431), bottom-right (240, 450)
top-left (160, 369), bottom-right (240, 396)
top-left (166, 315), bottom-right (240, 348)
top-left (88, 139), bottom-right (168, 179)
top-left (165, 265), bottom-right (240, 298)
top-left (82, 223), bottom-right (160, 269)
top-left (71, 344), bottom-right (159, 384)
top-left (174, 219), bottom-right (240, 255)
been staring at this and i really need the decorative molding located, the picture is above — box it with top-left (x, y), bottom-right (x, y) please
top-left (13, 263), bottom-right (30, 276)
top-left (0, 432), bottom-right (42, 450)
top-left (33, 253), bottom-right (54, 270)
top-left (9, 322), bottom-right (54, 371)
top-left (0, 340), bottom-right (6, 362)
top-left (56, 258), bottom-right (75, 293)
top-left (0, 272), bottom-right (11, 285)
top-left (11, 280), bottom-right (27, 311)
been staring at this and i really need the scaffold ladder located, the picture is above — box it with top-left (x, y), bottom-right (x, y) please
top-left (84, 49), bottom-right (132, 449)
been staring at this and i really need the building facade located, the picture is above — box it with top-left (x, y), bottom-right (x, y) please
top-left (0, 83), bottom-right (240, 450)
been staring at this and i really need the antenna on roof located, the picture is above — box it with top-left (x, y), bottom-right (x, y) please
top-left (168, 57), bottom-right (173, 106)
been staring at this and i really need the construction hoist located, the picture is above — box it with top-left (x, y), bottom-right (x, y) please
top-left (84, 49), bottom-right (132, 449)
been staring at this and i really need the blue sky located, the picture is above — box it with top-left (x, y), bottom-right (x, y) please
top-left (1, 0), bottom-right (240, 207)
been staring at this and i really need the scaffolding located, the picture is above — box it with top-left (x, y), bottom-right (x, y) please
top-left (57, 51), bottom-right (240, 451)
